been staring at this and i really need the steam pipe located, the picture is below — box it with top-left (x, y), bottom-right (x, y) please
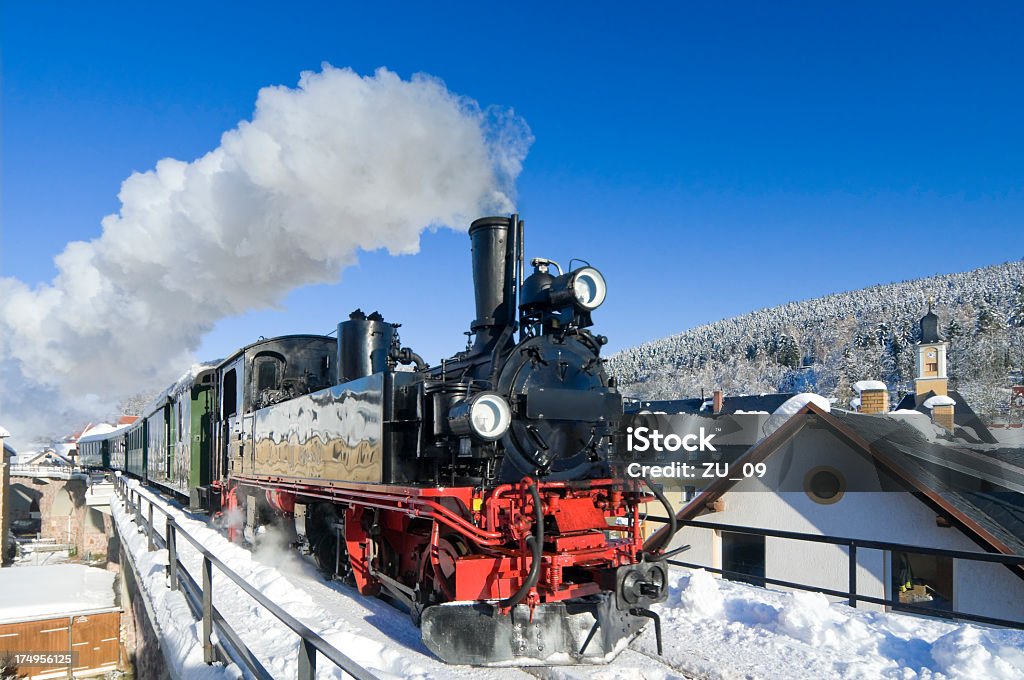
top-left (498, 480), bottom-right (544, 609)
top-left (391, 347), bottom-right (427, 370)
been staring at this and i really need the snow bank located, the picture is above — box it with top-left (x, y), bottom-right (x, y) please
top-left (645, 568), bottom-right (1024, 680)
top-left (923, 395), bottom-right (956, 409)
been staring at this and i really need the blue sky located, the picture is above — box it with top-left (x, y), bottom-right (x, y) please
top-left (3, 2), bottom-right (1023, 365)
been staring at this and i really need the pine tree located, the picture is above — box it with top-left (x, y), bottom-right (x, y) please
top-left (1009, 283), bottom-right (1024, 328)
top-left (976, 303), bottom-right (1005, 335)
top-left (944, 318), bottom-right (964, 339)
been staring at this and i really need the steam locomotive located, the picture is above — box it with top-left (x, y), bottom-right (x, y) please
top-left (79, 215), bottom-right (677, 665)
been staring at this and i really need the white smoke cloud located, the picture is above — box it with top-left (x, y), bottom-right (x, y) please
top-left (0, 65), bottom-right (532, 449)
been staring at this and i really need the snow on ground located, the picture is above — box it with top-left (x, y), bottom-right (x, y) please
top-left (114, 478), bottom-right (531, 679)
top-left (634, 569), bottom-right (1024, 680)
top-left (114, 478), bottom-right (1023, 680)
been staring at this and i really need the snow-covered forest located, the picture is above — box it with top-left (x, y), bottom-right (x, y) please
top-left (608, 260), bottom-right (1024, 418)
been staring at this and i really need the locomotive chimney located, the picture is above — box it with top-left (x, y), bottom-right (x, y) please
top-left (469, 216), bottom-right (515, 353)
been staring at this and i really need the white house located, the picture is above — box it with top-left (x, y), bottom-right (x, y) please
top-left (652, 402), bottom-right (1024, 625)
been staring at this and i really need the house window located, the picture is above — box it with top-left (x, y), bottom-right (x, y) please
top-left (804, 466), bottom-right (845, 505)
top-left (926, 361), bottom-right (938, 374)
top-left (892, 551), bottom-right (953, 612)
top-left (721, 531), bottom-right (765, 587)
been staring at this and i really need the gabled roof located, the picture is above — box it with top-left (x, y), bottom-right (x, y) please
top-left (647, 403), bottom-right (1024, 574)
top-left (24, 449), bottom-right (74, 466)
top-left (894, 390), bottom-right (997, 444)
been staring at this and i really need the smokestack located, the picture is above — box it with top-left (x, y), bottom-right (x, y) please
top-left (713, 390), bottom-right (724, 415)
top-left (469, 216), bottom-right (513, 352)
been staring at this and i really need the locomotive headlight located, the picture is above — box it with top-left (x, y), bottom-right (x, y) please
top-left (570, 267), bottom-right (607, 310)
top-left (448, 392), bottom-right (512, 441)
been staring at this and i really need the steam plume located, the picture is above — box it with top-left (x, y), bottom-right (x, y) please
top-left (0, 65), bottom-right (532, 448)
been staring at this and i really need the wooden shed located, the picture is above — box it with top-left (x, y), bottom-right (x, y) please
top-left (0, 564), bottom-right (120, 678)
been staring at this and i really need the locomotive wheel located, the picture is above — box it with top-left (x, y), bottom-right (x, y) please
top-left (412, 533), bottom-right (471, 626)
top-left (307, 503), bottom-right (345, 578)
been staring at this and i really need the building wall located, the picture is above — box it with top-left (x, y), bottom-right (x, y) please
top-left (1, 449), bottom-right (11, 564)
top-left (667, 426), bottom-right (1024, 623)
top-left (7, 477), bottom-right (113, 560)
top-left (914, 378), bottom-right (949, 399)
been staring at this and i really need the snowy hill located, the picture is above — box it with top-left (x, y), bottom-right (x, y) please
top-left (608, 260), bottom-right (1024, 417)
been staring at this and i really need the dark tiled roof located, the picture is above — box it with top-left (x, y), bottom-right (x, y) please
top-left (895, 390), bottom-right (997, 444)
top-left (652, 405), bottom-right (1024, 565)
top-left (827, 410), bottom-right (1024, 554)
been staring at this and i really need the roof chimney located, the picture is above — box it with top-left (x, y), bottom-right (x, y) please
top-left (924, 394), bottom-right (956, 431)
top-left (853, 380), bottom-right (889, 414)
top-left (713, 390), bottom-right (724, 415)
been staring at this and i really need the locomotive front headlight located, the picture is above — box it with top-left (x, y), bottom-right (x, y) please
top-left (571, 267), bottom-right (607, 310)
top-left (448, 391), bottom-right (512, 441)
top-left (469, 393), bottom-right (511, 440)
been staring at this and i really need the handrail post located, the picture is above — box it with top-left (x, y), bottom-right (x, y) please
top-left (297, 638), bottom-right (316, 680)
top-left (202, 555), bottom-right (214, 664)
top-left (147, 502), bottom-right (155, 552)
top-left (166, 521), bottom-right (178, 591)
top-left (848, 542), bottom-right (857, 608)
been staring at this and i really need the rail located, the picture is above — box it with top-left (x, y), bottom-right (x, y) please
top-left (646, 515), bottom-right (1024, 630)
top-left (115, 476), bottom-right (379, 680)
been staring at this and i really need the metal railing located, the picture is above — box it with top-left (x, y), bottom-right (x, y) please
top-left (8, 463), bottom-right (85, 479)
top-left (647, 515), bottom-right (1024, 630)
top-left (115, 477), bottom-right (378, 680)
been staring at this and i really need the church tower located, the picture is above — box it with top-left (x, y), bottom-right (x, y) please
top-left (914, 300), bottom-right (949, 405)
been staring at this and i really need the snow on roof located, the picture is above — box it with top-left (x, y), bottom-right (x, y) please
top-left (25, 449), bottom-right (73, 466)
top-left (759, 393), bottom-right (832, 439)
top-left (81, 422), bottom-right (117, 438)
top-left (853, 380), bottom-right (888, 393)
top-left (143, 361), bottom-right (220, 414)
top-left (850, 397), bottom-right (861, 409)
top-left (923, 395), bottom-right (957, 409)
top-left (0, 565), bottom-right (117, 623)
top-left (0, 425), bottom-right (10, 439)
top-left (772, 393), bottom-right (831, 417)
top-left (77, 423), bottom-right (131, 444)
